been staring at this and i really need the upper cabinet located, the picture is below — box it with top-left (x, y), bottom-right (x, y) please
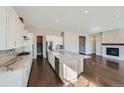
top-left (0, 7), bottom-right (7, 50)
top-left (0, 7), bottom-right (24, 50)
top-left (6, 7), bottom-right (16, 49)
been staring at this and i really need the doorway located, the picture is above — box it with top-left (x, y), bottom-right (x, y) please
top-left (37, 36), bottom-right (43, 57)
top-left (79, 36), bottom-right (86, 54)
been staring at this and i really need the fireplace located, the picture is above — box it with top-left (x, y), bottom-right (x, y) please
top-left (106, 48), bottom-right (119, 56)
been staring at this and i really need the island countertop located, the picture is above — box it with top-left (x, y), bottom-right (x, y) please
top-left (48, 51), bottom-right (91, 73)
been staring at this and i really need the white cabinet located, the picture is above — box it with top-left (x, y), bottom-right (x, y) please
top-left (0, 70), bottom-right (23, 87)
top-left (48, 52), bottom-right (78, 83)
top-left (24, 32), bottom-right (33, 53)
top-left (22, 63), bottom-right (32, 87)
top-left (15, 15), bottom-right (22, 48)
top-left (48, 53), bottom-right (55, 69)
top-left (63, 64), bottom-right (77, 82)
top-left (59, 62), bottom-right (77, 82)
top-left (6, 7), bottom-right (16, 49)
top-left (0, 7), bottom-right (7, 50)
top-left (19, 20), bottom-right (24, 47)
top-left (59, 62), bottom-right (64, 80)
top-left (0, 7), bottom-right (24, 50)
top-left (0, 56), bottom-right (32, 87)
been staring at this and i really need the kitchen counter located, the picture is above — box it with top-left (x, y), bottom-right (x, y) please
top-left (48, 51), bottom-right (91, 83)
top-left (49, 51), bottom-right (90, 72)
top-left (0, 53), bottom-right (33, 87)
top-left (0, 55), bottom-right (32, 73)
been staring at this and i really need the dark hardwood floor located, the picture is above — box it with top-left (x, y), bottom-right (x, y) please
top-left (28, 54), bottom-right (124, 87)
top-left (28, 56), bottom-right (63, 87)
top-left (83, 54), bottom-right (124, 87)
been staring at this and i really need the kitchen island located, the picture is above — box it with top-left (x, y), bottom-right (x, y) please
top-left (48, 51), bottom-right (90, 83)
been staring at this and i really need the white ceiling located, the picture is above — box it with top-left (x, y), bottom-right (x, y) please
top-left (13, 6), bottom-right (124, 34)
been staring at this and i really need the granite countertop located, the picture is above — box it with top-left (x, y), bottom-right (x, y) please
top-left (0, 54), bottom-right (32, 73)
top-left (48, 51), bottom-right (91, 72)
top-left (49, 51), bottom-right (90, 62)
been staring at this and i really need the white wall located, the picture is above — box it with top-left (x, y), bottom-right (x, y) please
top-left (64, 32), bottom-right (81, 53)
top-left (96, 32), bottom-right (102, 55)
top-left (46, 35), bottom-right (63, 50)
top-left (64, 32), bottom-right (95, 54)
top-left (28, 29), bottom-right (61, 36)
top-left (29, 29), bottom-right (96, 58)
top-left (85, 35), bottom-right (96, 54)
top-left (28, 29), bottom-right (62, 58)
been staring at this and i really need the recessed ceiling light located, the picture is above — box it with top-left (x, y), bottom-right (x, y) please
top-left (115, 14), bottom-right (119, 18)
top-left (84, 10), bottom-right (89, 14)
top-left (55, 19), bottom-right (60, 22)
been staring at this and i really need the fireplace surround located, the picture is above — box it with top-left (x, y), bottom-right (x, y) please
top-left (106, 48), bottom-right (119, 56)
top-left (102, 45), bottom-right (124, 60)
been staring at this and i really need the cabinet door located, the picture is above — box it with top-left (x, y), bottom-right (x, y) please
top-left (6, 7), bottom-right (16, 49)
top-left (48, 53), bottom-right (55, 69)
top-left (0, 7), bottom-right (7, 50)
top-left (63, 64), bottom-right (77, 81)
top-left (59, 62), bottom-right (64, 80)
top-left (15, 16), bottom-right (20, 48)
top-left (19, 21), bottom-right (24, 47)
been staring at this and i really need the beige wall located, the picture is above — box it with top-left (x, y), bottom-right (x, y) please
top-left (102, 29), bottom-right (124, 43)
top-left (96, 29), bottom-right (124, 56)
top-left (91, 35), bottom-right (96, 53)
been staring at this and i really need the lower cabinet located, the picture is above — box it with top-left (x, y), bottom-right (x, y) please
top-left (0, 70), bottom-right (23, 87)
top-left (48, 53), bottom-right (78, 82)
top-left (63, 64), bottom-right (77, 82)
top-left (22, 64), bottom-right (32, 87)
top-left (48, 53), bottom-right (55, 69)
top-left (59, 63), bottom-right (77, 82)
top-left (0, 59), bottom-right (32, 87)
top-left (59, 62), bottom-right (64, 80)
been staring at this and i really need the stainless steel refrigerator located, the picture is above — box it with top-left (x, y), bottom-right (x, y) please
top-left (46, 41), bottom-right (53, 59)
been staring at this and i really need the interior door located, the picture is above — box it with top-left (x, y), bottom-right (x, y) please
top-left (79, 36), bottom-right (86, 54)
